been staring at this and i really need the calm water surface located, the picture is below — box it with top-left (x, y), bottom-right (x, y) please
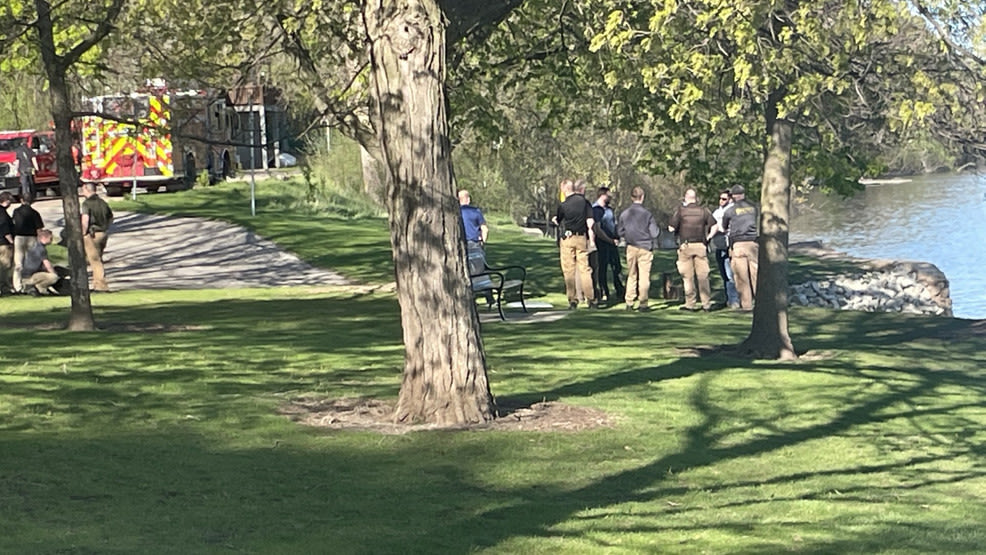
top-left (790, 174), bottom-right (986, 319)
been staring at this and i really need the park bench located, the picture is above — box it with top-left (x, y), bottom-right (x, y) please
top-left (467, 244), bottom-right (528, 320)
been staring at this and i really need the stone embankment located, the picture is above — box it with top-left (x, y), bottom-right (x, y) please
top-left (788, 242), bottom-right (952, 316)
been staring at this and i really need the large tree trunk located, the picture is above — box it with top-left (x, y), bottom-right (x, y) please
top-left (741, 94), bottom-right (797, 360)
top-left (34, 0), bottom-right (96, 331)
top-left (365, 0), bottom-right (494, 425)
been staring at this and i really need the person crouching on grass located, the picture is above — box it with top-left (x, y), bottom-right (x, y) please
top-left (21, 229), bottom-right (59, 296)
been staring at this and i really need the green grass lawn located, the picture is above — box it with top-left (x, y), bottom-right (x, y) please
top-left (1, 181), bottom-right (984, 553)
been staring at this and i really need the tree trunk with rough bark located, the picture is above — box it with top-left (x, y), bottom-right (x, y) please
top-left (742, 95), bottom-right (797, 360)
top-left (34, 0), bottom-right (95, 331)
top-left (365, 0), bottom-right (494, 425)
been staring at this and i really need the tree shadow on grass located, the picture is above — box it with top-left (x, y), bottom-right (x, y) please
top-left (5, 348), bottom-right (982, 553)
top-left (456, 355), bottom-right (986, 553)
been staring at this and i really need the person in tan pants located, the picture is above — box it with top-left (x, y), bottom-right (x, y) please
top-left (721, 185), bottom-right (760, 310)
top-left (80, 183), bottom-right (114, 291)
top-left (552, 179), bottom-right (596, 309)
top-left (0, 192), bottom-right (14, 295)
top-left (11, 194), bottom-right (44, 293)
top-left (21, 229), bottom-right (59, 295)
top-left (668, 188), bottom-right (717, 311)
top-left (617, 187), bottom-right (660, 311)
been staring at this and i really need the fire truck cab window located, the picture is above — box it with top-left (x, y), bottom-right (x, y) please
top-left (35, 134), bottom-right (53, 153)
top-left (0, 138), bottom-right (26, 151)
top-left (103, 96), bottom-right (150, 119)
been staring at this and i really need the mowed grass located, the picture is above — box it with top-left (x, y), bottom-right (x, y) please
top-left (1, 181), bottom-right (984, 553)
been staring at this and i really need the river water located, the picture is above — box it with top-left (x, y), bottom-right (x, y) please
top-left (790, 173), bottom-right (986, 320)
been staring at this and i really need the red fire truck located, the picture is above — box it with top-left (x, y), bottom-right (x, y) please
top-left (0, 129), bottom-right (60, 198)
top-left (79, 83), bottom-right (237, 196)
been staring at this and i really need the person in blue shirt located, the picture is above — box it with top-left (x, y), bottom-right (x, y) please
top-left (458, 189), bottom-right (488, 245)
top-left (459, 189), bottom-right (494, 306)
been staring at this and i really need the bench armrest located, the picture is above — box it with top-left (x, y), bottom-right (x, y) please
top-left (484, 264), bottom-right (526, 282)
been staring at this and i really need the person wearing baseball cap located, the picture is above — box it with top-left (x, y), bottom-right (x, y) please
top-left (720, 185), bottom-right (759, 311)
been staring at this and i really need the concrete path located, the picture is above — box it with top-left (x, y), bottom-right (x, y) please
top-left (32, 199), bottom-right (349, 291)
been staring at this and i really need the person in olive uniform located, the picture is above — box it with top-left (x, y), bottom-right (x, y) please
top-left (552, 179), bottom-right (596, 309)
top-left (80, 183), bottom-right (114, 292)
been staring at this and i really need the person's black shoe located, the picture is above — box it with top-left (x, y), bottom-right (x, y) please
top-left (625, 303), bottom-right (634, 312)
top-left (638, 305), bottom-right (651, 312)
top-left (28, 289), bottom-right (41, 297)
top-left (568, 302), bottom-right (578, 310)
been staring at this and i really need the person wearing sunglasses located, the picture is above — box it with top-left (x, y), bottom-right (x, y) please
top-left (709, 189), bottom-right (740, 308)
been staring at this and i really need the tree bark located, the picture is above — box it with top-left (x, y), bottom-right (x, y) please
top-left (364, 0), bottom-right (494, 425)
top-left (741, 93), bottom-right (797, 360)
top-left (34, 0), bottom-right (95, 331)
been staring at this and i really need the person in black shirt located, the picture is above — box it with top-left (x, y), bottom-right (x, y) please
top-left (552, 179), bottom-right (596, 309)
top-left (0, 192), bottom-right (14, 294)
top-left (721, 184), bottom-right (759, 310)
top-left (12, 194), bottom-right (44, 293)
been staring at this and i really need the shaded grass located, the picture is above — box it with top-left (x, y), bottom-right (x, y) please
top-left (2, 184), bottom-right (984, 552)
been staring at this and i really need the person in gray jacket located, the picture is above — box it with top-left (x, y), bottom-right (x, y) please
top-left (617, 186), bottom-right (660, 311)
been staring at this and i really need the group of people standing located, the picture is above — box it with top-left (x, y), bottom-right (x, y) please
top-left (0, 184), bottom-right (113, 297)
top-left (552, 180), bottom-right (760, 312)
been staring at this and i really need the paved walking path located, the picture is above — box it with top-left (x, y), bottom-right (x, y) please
top-left (33, 199), bottom-right (349, 291)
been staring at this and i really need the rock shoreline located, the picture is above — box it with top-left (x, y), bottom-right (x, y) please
top-left (788, 242), bottom-right (952, 316)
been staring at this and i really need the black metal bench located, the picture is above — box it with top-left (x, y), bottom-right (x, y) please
top-left (467, 244), bottom-right (528, 320)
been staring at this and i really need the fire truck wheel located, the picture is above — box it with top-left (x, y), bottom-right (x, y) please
top-left (105, 186), bottom-right (124, 197)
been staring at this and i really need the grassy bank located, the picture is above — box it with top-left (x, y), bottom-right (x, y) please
top-left (1, 182), bottom-right (983, 553)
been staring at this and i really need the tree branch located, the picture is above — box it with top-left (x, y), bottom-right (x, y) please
top-left (61, 0), bottom-right (127, 68)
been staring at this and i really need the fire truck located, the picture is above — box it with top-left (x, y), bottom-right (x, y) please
top-left (79, 83), bottom-right (237, 196)
top-left (0, 129), bottom-right (60, 198)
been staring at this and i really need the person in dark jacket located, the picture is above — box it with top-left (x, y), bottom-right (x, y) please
top-left (669, 188), bottom-right (717, 311)
top-left (721, 184), bottom-right (759, 310)
top-left (15, 143), bottom-right (39, 200)
top-left (592, 187), bottom-right (624, 305)
top-left (617, 186), bottom-right (659, 311)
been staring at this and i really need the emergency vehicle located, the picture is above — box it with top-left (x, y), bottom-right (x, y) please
top-left (0, 129), bottom-right (59, 198)
top-left (79, 83), bottom-right (237, 196)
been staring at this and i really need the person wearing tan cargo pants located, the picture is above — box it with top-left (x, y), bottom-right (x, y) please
top-left (668, 189), bottom-right (717, 311)
top-left (0, 192), bottom-right (14, 294)
top-left (721, 185), bottom-right (759, 311)
top-left (552, 179), bottom-right (596, 309)
top-left (81, 184), bottom-right (114, 291)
